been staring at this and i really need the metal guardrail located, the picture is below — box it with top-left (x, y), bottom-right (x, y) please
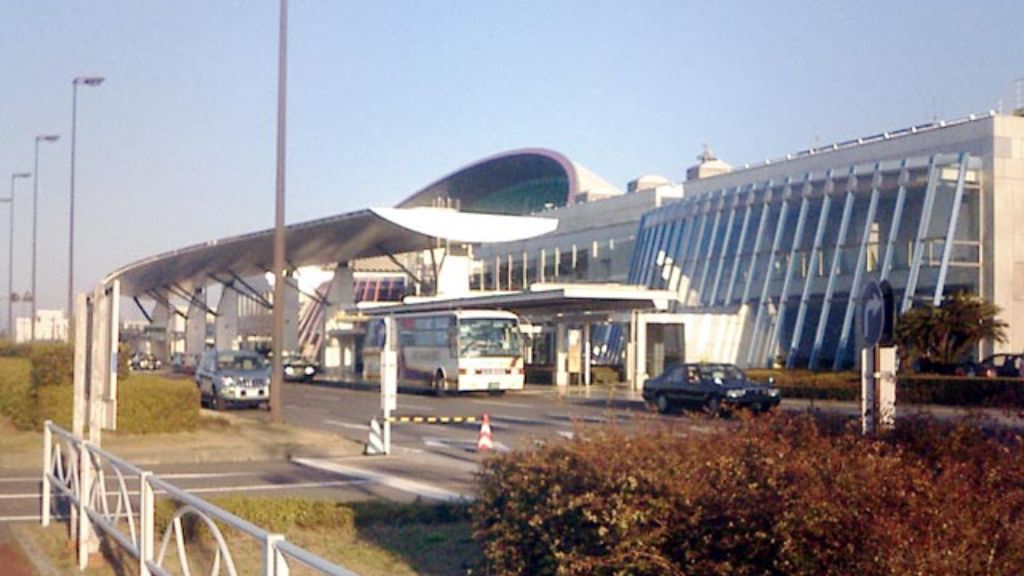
top-left (42, 421), bottom-right (361, 576)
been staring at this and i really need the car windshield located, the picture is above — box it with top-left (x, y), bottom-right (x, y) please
top-left (698, 364), bottom-right (745, 382)
top-left (216, 353), bottom-right (266, 371)
top-left (459, 318), bottom-right (521, 358)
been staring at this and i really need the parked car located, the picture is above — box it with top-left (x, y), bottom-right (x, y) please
top-left (914, 357), bottom-right (979, 376)
top-left (281, 353), bottom-right (319, 382)
top-left (129, 353), bottom-right (162, 371)
top-left (642, 362), bottom-right (781, 415)
top-left (195, 350), bottom-right (270, 410)
top-left (976, 353), bottom-right (1024, 378)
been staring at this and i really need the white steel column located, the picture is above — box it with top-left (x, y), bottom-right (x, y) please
top-left (747, 179), bottom-right (790, 366)
top-left (708, 187), bottom-right (743, 305)
top-left (834, 164), bottom-right (886, 370)
top-left (933, 153), bottom-right (970, 304)
top-left (764, 176), bottom-right (810, 366)
top-left (680, 193), bottom-right (714, 303)
top-left (902, 156), bottom-right (940, 313)
top-left (810, 166), bottom-right (860, 370)
top-left (694, 191), bottom-right (726, 305)
top-left (737, 184), bottom-right (774, 306)
top-left (722, 186), bottom-right (755, 305)
top-left (787, 172), bottom-right (834, 368)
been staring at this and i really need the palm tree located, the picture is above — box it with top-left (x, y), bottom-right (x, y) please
top-left (895, 291), bottom-right (1007, 369)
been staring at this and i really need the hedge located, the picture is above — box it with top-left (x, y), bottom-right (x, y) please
top-left (0, 345), bottom-right (198, 434)
top-left (0, 357), bottom-right (34, 429)
top-left (748, 368), bottom-right (1024, 409)
top-left (747, 368), bottom-right (860, 401)
top-left (118, 375), bottom-right (199, 434)
top-left (474, 414), bottom-right (1024, 575)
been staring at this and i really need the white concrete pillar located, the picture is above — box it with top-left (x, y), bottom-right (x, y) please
top-left (282, 276), bottom-right (299, 353)
top-left (150, 296), bottom-right (172, 364)
top-left (555, 321), bottom-right (568, 387)
top-left (324, 266), bottom-right (355, 375)
top-left (582, 322), bottom-right (592, 387)
top-left (184, 289), bottom-right (206, 368)
top-left (215, 286), bottom-right (239, 350)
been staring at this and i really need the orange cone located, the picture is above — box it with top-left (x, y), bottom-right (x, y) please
top-left (477, 413), bottom-right (493, 452)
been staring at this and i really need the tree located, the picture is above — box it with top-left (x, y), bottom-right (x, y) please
top-left (895, 291), bottom-right (1007, 368)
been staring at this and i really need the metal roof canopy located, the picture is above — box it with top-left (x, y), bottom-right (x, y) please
top-left (105, 207), bottom-right (558, 298)
top-left (363, 283), bottom-right (680, 320)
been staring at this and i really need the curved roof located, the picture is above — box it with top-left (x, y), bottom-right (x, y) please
top-left (106, 148), bottom-right (619, 299)
top-left (106, 208), bottom-right (557, 297)
top-left (397, 148), bottom-right (619, 214)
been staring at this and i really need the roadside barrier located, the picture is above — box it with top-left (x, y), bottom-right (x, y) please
top-left (385, 415), bottom-right (478, 424)
top-left (364, 418), bottom-right (385, 455)
top-left (364, 414), bottom-right (494, 454)
top-left (42, 421), bottom-right (361, 576)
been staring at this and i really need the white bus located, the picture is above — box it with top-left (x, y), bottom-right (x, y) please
top-left (363, 310), bottom-right (525, 394)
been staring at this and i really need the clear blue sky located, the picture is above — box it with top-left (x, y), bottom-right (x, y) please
top-left (0, 0), bottom-right (1020, 315)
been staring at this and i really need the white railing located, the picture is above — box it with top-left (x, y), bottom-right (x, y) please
top-left (42, 421), bottom-right (361, 576)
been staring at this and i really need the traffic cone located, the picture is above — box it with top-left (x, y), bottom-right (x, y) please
top-left (477, 413), bottom-right (493, 452)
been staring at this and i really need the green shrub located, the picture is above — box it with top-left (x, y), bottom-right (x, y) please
top-left (898, 375), bottom-right (1024, 408)
top-left (0, 357), bottom-right (34, 429)
top-left (35, 385), bottom-right (73, 430)
top-left (0, 341), bottom-right (30, 358)
top-left (474, 414), bottom-right (1024, 575)
top-left (118, 375), bottom-right (199, 434)
top-left (27, 343), bottom-right (74, 388)
top-left (747, 368), bottom-right (860, 401)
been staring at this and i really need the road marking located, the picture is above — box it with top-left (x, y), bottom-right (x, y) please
top-left (323, 419), bottom-right (369, 431)
top-left (491, 414), bottom-right (550, 426)
top-left (557, 430), bottom-right (575, 439)
top-left (0, 471), bottom-right (274, 483)
top-left (293, 457), bottom-right (470, 502)
top-left (544, 413), bottom-right (609, 424)
top-left (421, 436), bottom-right (509, 453)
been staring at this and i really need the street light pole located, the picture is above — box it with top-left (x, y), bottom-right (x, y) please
top-left (68, 76), bottom-right (104, 322)
top-left (270, 0), bottom-right (288, 423)
top-left (7, 173), bottom-right (31, 340)
top-left (32, 135), bottom-right (60, 341)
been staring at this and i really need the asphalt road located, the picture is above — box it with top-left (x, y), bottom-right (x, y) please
top-left (2, 381), bottom-right (704, 523)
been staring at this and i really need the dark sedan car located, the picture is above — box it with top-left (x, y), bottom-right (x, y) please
top-left (643, 363), bottom-right (781, 415)
top-left (976, 353), bottom-right (1024, 378)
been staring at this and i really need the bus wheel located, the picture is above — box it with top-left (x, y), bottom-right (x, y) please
top-left (432, 371), bottom-right (446, 396)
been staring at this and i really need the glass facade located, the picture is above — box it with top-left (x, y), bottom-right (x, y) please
top-left (627, 153), bottom-right (982, 369)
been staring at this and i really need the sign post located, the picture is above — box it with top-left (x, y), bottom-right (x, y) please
top-left (380, 316), bottom-right (398, 455)
top-left (860, 280), bottom-right (897, 434)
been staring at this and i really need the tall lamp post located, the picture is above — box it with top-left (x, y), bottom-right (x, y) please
top-left (6, 172), bottom-right (31, 340)
top-left (68, 76), bottom-right (104, 321)
top-left (32, 135), bottom-right (60, 341)
top-left (270, 0), bottom-right (288, 423)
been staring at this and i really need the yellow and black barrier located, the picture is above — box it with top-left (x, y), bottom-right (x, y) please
top-left (384, 415), bottom-right (479, 424)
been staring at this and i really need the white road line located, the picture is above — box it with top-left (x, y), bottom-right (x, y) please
top-left (491, 414), bottom-right (550, 426)
top-left (421, 436), bottom-right (509, 454)
top-left (323, 419), bottom-right (369, 431)
top-left (557, 430), bottom-right (575, 439)
top-left (293, 457), bottom-right (470, 502)
top-left (0, 515), bottom-right (47, 522)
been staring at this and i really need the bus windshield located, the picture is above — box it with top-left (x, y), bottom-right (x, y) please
top-left (459, 318), bottom-right (521, 358)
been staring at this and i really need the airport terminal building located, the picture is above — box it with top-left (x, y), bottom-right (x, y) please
top-left (113, 110), bottom-right (1024, 378)
top-left (472, 111), bottom-right (1024, 370)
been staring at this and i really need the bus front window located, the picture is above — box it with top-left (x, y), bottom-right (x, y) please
top-left (459, 318), bottom-right (521, 358)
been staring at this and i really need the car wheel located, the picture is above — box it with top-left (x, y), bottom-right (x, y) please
top-left (704, 396), bottom-right (721, 416)
top-left (655, 393), bottom-right (672, 415)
